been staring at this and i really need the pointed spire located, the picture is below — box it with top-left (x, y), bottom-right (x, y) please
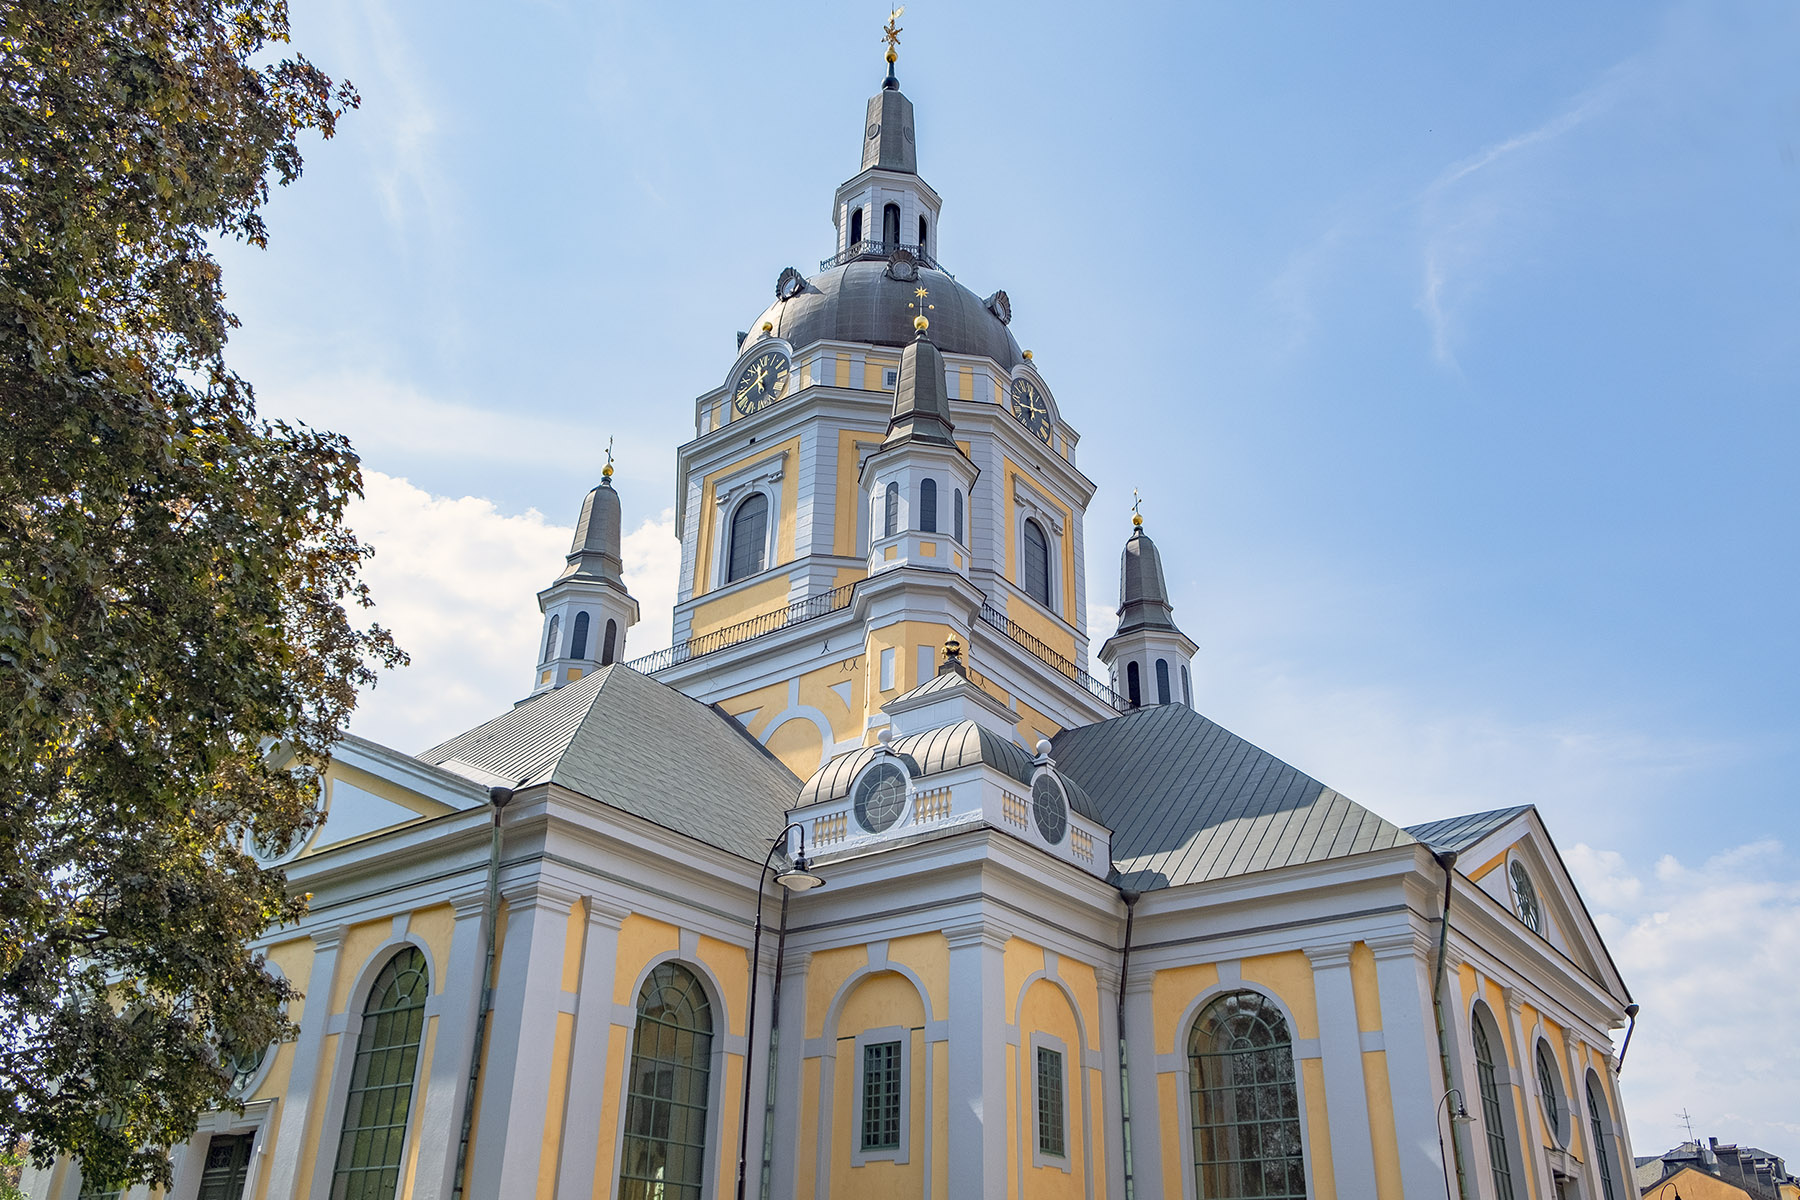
top-left (560, 471), bottom-right (625, 586)
top-left (884, 289), bottom-right (953, 446)
top-left (863, 8), bottom-right (918, 174)
top-left (1115, 518), bottom-right (1178, 636)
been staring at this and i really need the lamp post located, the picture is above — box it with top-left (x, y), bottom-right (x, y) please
top-left (1647, 1182), bottom-right (1684, 1200)
top-left (734, 823), bottom-right (824, 1200)
top-left (1437, 1087), bottom-right (1474, 1200)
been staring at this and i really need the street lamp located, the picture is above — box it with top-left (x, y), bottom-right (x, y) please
top-left (1437, 1088), bottom-right (1475, 1200)
top-left (1647, 1182), bottom-right (1684, 1200)
top-left (734, 823), bottom-right (823, 1200)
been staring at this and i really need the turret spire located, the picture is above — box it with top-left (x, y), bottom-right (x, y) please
top-left (883, 287), bottom-right (954, 446)
top-left (1098, 505), bottom-right (1198, 708)
top-left (531, 464), bottom-right (640, 695)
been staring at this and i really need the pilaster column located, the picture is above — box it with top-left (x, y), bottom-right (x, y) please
top-left (1094, 963), bottom-right (1125, 1200)
top-left (944, 919), bottom-right (1009, 1193)
top-left (1503, 985), bottom-right (1553, 1200)
top-left (767, 948), bottom-right (812, 1200)
top-left (410, 890), bottom-right (489, 1200)
top-left (262, 924), bottom-right (347, 1200)
top-left (1122, 972), bottom-right (1161, 1199)
top-left (1368, 931), bottom-right (1446, 1200)
top-left (1437, 945), bottom-right (1481, 1200)
top-left (469, 879), bottom-right (583, 1197)
top-left (1564, 1030), bottom-right (1606, 1200)
top-left (1304, 943), bottom-right (1378, 1196)
top-left (554, 895), bottom-right (631, 1197)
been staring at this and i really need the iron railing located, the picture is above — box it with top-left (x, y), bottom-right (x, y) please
top-left (977, 602), bottom-right (1130, 713)
top-left (624, 581), bottom-right (858, 675)
top-left (818, 240), bottom-right (951, 277)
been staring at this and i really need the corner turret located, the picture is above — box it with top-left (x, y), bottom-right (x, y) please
top-left (1097, 511), bottom-right (1198, 708)
top-left (532, 461), bottom-right (640, 695)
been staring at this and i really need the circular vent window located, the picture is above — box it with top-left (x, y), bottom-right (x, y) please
top-left (1032, 774), bottom-right (1068, 844)
top-left (854, 762), bottom-right (908, 834)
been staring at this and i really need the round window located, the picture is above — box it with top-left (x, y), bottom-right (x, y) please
top-left (1032, 774), bottom-right (1068, 844)
top-left (854, 762), bottom-right (908, 834)
top-left (1510, 861), bottom-right (1542, 935)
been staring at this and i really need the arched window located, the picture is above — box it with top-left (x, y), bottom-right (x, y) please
top-left (1188, 991), bottom-right (1305, 1200)
top-left (570, 611), bottom-right (590, 660)
top-left (1536, 1041), bottom-right (1565, 1144)
top-left (918, 215), bottom-right (928, 252)
top-left (883, 482), bottom-right (900, 539)
top-left (727, 494), bottom-right (768, 583)
top-left (618, 963), bottom-right (714, 1200)
top-left (1126, 662), bottom-right (1142, 708)
top-left (602, 619), bottom-right (618, 666)
top-left (1472, 1009), bottom-right (1518, 1200)
top-left (329, 947), bottom-right (428, 1200)
top-left (918, 479), bottom-right (937, 533)
top-left (1022, 519), bottom-right (1051, 606)
top-left (1156, 659), bottom-right (1171, 704)
top-left (542, 613), bottom-right (561, 663)
top-left (953, 489), bottom-right (964, 544)
top-left (1182, 664), bottom-right (1192, 705)
top-left (848, 206), bottom-right (863, 247)
top-left (1587, 1074), bottom-right (1619, 1200)
top-left (882, 202), bottom-right (901, 246)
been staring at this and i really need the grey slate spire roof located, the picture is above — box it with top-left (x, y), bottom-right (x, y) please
top-left (884, 325), bottom-right (955, 446)
top-left (419, 664), bottom-right (799, 860)
top-left (862, 68), bottom-right (917, 174)
top-left (558, 475), bottom-right (625, 585)
top-left (1115, 524), bottom-right (1179, 636)
top-left (1050, 703), bottom-right (1417, 891)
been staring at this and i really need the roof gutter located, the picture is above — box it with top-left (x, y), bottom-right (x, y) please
top-left (1116, 887), bottom-right (1140, 1200)
top-left (1431, 849), bottom-right (1471, 1200)
top-left (450, 784), bottom-right (513, 1200)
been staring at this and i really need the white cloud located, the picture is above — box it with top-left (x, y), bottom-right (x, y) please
top-left (1566, 839), bottom-right (1800, 1156)
top-left (343, 472), bottom-right (679, 753)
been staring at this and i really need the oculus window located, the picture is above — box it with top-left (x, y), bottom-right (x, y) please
top-left (727, 494), bottom-right (769, 583)
top-left (329, 946), bottom-right (428, 1200)
top-left (855, 762), bottom-right (908, 834)
top-left (1188, 990), bottom-right (1306, 1200)
top-left (619, 963), bottom-right (714, 1200)
top-left (1510, 861), bottom-right (1543, 934)
top-left (1031, 774), bottom-right (1068, 845)
top-left (861, 1040), bottom-right (903, 1151)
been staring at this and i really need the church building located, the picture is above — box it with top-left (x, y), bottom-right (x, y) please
top-left (29, 30), bottom-right (1641, 1200)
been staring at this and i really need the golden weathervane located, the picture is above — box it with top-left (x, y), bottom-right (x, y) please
top-left (1132, 489), bottom-right (1143, 527)
top-left (603, 436), bottom-right (615, 479)
top-left (883, 7), bottom-right (904, 62)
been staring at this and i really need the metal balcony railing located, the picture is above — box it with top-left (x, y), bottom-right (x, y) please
top-left (819, 240), bottom-right (951, 277)
top-left (977, 602), bottom-right (1130, 713)
top-left (624, 582), bottom-right (857, 675)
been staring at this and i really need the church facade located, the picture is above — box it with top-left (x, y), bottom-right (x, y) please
top-left (30, 41), bottom-right (1641, 1200)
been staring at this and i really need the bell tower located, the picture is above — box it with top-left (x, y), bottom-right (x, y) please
top-left (531, 455), bottom-right (640, 695)
top-left (831, 12), bottom-right (943, 266)
top-left (1097, 506), bottom-right (1198, 709)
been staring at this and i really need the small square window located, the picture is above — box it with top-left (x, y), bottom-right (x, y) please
top-left (1036, 1045), bottom-right (1066, 1158)
top-left (862, 1041), bottom-right (902, 1151)
top-left (883, 367), bottom-right (900, 390)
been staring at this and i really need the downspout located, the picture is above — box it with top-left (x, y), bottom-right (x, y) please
top-left (1431, 849), bottom-right (1471, 1200)
top-left (1616, 1003), bottom-right (1640, 1069)
top-left (1116, 888), bottom-right (1141, 1200)
top-left (756, 888), bottom-right (792, 1200)
top-left (450, 784), bottom-right (513, 1200)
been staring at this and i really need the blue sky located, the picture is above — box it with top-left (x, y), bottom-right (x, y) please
top-left (220, 0), bottom-right (1798, 1154)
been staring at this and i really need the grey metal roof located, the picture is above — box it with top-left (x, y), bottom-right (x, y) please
top-left (1405, 806), bottom-right (1532, 855)
top-left (885, 327), bottom-right (955, 446)
top-left (1113, 525), bottom-right (1178, 635)
top-left (751, 260), bottom-right (1021, 369)
top-left (1050, 704), bottom-right (1418, 890)
top-left (862, 81), bottom-right (917, 174)
top-left (796, 720), bottom-right (1038, 807)
top-left (417, 665), bottom-right (800, 861)
top-left (560, 476), bottom-right (625, 584)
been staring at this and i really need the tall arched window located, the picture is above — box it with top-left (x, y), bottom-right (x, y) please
top-left (1473, 1009), bottom-right (1518, 1200)
top-left (1182, 664), bottom-right (1192, 705)
top-left (602, 618), bottom-right (618, 666)
top-left (1587, 1074), bottom-right (1619, 1200)
top-left (329, 947), bottom-right (428, 1200)
top-left (727, 494), bottom-right (768, 583)
top-left (570, 611), bottom-right (590, 660)
top-left (1022, 519), bottom-right (1051, 606)
top-left (848, 206), bottom-right (863, 247)
top-left (1188, 991), bottom-right (1305, 1200)
top-left (918, 479), bottom-right (937, 533)
top-left (542, 614), bottom-right (561, 663)
top-left (953, 489), bottom-right (964, 544)
top-left (1156, 659), bottom-right (1171, 704)
top-left (918, 215), bottom-right (928, 252)
top-left (883, 482), bottom-right (900, 539)
top-left (1126, 662), bottom-right (1142, 708)
top-left (618, 963), bottom-right (714, 1200)
top-left (882, 203), bottom-right (901, 246)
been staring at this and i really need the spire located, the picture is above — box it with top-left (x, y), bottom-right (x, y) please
top-left (863, 8), bottom-right (917, 174)
top-left (560, 471), bottom-right (625, 586)
top-left (884, 289), bottom-right (953, 445)
top-left (1115, 519), bottom-right (1177, 636)
top-left (531, 454), bottom-right (640, 696)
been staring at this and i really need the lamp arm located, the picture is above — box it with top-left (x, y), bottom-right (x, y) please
top-left (734, 821), bottom-right (809, 1200)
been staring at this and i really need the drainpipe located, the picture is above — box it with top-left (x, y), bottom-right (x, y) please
top-left (1617, 1003), bottom-right (1640, 1070)
top-left (1116, 888), bottom-right (1141, 1200)
top-left (1430, 849), bottom-right (1471, 1200)
top-left (450, 784), bottom-right (512, 1200)
top-left (756, 888), bottom-right (792, 1200)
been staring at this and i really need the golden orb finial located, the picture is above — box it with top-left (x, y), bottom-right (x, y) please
top-left (1132, 489), bottom-right (1143, 527)
top-left (1022, 349), bottom-right (1033, 361)
top-left (914, 314), bottom-right (929, 331)
top-left (761, 320), bottom-right (773, 335)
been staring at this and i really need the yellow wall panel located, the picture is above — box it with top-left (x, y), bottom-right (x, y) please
top-left (1350, 942), bottom-right (1383, 1034)
top-left (1301, 1058), bottom-right (1338, 1200)
top-left (689, 575), bottom-right (791, 638)
top-left (560, 899), bottom-right (587, 994)
top-left (1362, 1050), bottom-right (1402, 1200)
top-left (590, 1025), bottom-right (629, 1200)
top-left (829, 972), bottom-right (928, 1196)
top-left (1017, 978), bottom-right (1088, 1200)
top-left (1001, 457), bottom-right (1079, 619)
top-left (1241, 952), bottom-right (1319, 1040)
top-left (534, 1013), bottom-right (574, 1200)
top-left (797, 1055), bottom-right (822, 1199)
top-left (804, 944), bottom-right (870, 1039)
top-left (718, 680), bottom-right (790, 739)
top-left (800, 663), bottom-right (864, 745)
top-left (292, 1029), bottom-right (340, 1200)
top-left (612, 915), bottom-right (679, 1006)
top-left (1014, 697), bottom-right (1065, 750)
top-left (1004, 938), bottom-right (1045, 1014)
top-left (330, 918), bottom-right (398, 1014)
top-left (1157, 1071), bottom-right (1185, 1199)
top-left (1056, 955), bottom-right (1103, 1052)
top-left (1152, 963), bottom-right (1220, 1052)
top-left (885, 933), bottom-right (949, 1022)
top-left (696, 934), bottom-right (750, 1038)
top-left (765, 716), bottom-right (826, 778)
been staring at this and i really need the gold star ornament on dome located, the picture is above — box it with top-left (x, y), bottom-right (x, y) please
top-left (909, 284), bottom-right (934, 331)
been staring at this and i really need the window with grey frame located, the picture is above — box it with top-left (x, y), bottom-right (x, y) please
top-left (570, 610), bottom-right (590, 659)
top-left (953, 488), bottom-right (964, 544)
top-left (618, 963), bottom-right (714, 1200)
top-left (861, 1040), bottom-right (902, 1151)
top-left (1587, 1075), bottom-right (1619, 1200)
top-left (918, 478), bottom-right (937, 533)
top-left (1022, 518), bottom-right (1051, 607)
top-left (1535, 1041), bottom-right (1564, 1143)
top-left (727, 493), bottom-right (768, 583)
top-left (1036, 1045), bottom-right (1066, 1158)
top-left (198, 1133), bottom-right (256, 1200)
top-left (1126, 662), bottom-right (1141, 708)
top-left (1187, 990), bottom-right (1306, 1200)
top-left (542, 613), bottom-right (560, 663)
top-left (1472, 1011), bottom-right (1517, 1200)
top-left (328, 946), bottom-right (428, 1200)
top-left (1156, 658), bottom-right (1171, 704)
top-left (602, 618), bottom-right (617, 665)
top-left (883, 482), bottom-right (900, 539)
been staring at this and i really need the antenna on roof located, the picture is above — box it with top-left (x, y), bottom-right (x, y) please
top-left (1679, 1108), bottom-right (1697, 1143)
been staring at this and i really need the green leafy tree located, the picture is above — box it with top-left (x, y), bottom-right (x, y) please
top-left (0, 0), bottom-right (400, 1188)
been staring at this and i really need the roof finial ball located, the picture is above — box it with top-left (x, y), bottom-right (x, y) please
top-left (761, 320), bottom-right (773, 336)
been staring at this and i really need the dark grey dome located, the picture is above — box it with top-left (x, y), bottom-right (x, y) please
top-left (752, 260), bottom-right (1021, 369)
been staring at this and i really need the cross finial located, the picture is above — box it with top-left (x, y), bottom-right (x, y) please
top-left (883, 7), bottom-right (905, 60)
top-left (1132, 489), bottom-right (1143, 528)
top-left (603, 436), bottom-right (615, 480)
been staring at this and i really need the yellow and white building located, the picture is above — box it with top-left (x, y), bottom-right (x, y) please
top-left (30, 40), bottom-right (1641, 1200)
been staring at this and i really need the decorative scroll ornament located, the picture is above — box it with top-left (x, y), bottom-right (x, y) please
top-left (884, 247), bottom-right (919, 282)
top-left (984, 290), bottom-right (1012, 325)
top-left (776, 266), bottom-right (806, 301)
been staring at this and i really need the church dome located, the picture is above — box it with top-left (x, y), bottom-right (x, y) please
top-left (750, 259), bottom-right (1021, 370)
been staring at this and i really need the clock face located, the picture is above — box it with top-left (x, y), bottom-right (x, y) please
top-left (1010, 378), bottom-right (1053, 445)
top-left (733, 350), bottom-right (791, 416)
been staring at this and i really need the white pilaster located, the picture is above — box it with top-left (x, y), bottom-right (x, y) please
top-left (554, 896), bottom-right (630, 1196)
top-left (1503, 986), bottom-right (1554, 1200)
top-left (1305, 943), bottom-right (1378, 1196)
top-left (1369, 931), bottom-right (1448, 1200)
top-left (410, 890), bottom-right (489, 1200)
top-left (1122, 975), bottom-right (1162, 1199)
top-left (945, 920), bottom-right (1009, 1192)
top-left (262, 924), bottom-right (347, 1200)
